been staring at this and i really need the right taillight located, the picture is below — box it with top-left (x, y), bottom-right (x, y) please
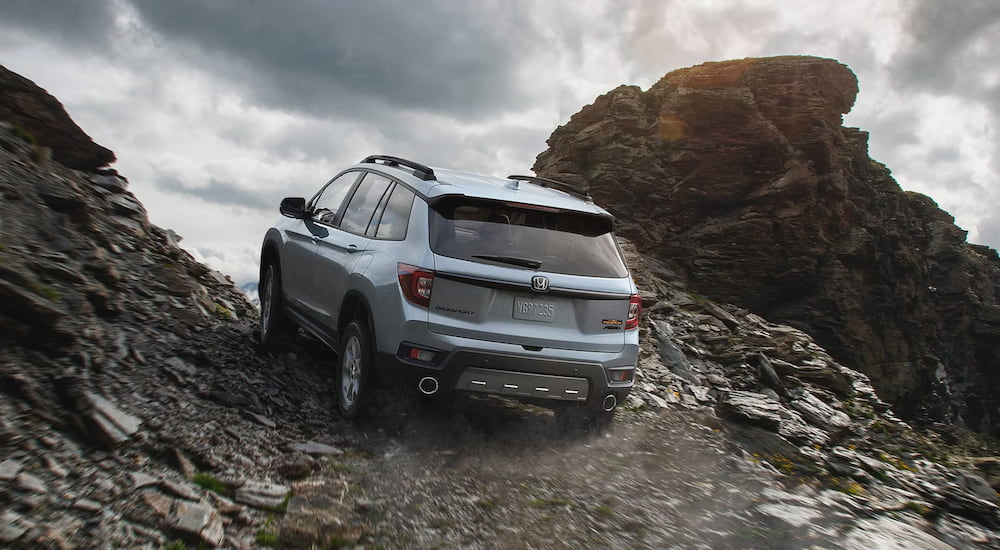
top-left (625, 293), bottom-right (641, 330)
top-left (397, 263), bottom-right (434, 307)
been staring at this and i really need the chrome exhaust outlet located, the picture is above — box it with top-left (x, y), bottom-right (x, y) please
top-left (602, 394), bottom-right (617, 412)
top-left (418, 376), bottom-right (440, 396)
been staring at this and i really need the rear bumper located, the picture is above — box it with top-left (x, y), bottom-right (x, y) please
top-left (375, 345), bottom-right (635, 409)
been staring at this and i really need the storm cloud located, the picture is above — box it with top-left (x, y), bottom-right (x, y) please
top-left (127, 0), bottom-right (540, 119)
top-left (1, 0), bottom-right (998, 284)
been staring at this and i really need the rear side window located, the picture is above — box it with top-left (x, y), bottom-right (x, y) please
top-left (373, 185), bottom-right (415, 240)
top-left (429, 197), bottom-right (628, 277)
top-left (341, 173), bottom-right (392, 234)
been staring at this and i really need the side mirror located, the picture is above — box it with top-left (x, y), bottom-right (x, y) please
top-left (279, 197), bottom-right (308, 219)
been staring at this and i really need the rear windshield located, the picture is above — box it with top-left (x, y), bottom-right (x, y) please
top-left (429, 197), bottom-right (629, 278)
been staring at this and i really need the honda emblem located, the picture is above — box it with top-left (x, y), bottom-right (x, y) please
top-left (531, 275), bottom-right (549, 292)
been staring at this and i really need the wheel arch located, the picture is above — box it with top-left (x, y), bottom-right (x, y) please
top-left (259, 237), bottom-right (282, 281)
top-left (338, 290), bottom-right (376, 351)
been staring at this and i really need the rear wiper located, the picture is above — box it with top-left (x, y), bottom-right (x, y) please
top-left (471, 254), bottom-right (542, 269)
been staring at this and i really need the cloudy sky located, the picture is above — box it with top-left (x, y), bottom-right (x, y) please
top-left (2, 0), bottom-right (998, 286)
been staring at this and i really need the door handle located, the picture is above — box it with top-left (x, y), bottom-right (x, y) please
top-left (311, 236), bottom-right (319, 244)
top-left (346, 244), bottom-right (358, 254)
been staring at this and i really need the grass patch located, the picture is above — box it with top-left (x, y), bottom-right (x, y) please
top-left (192, 472), bottom-right (230, 496)
top-left (325, 536), bottom-right (351, 549)
top-left (264, 492), bottom-right (293, 514)
top-left (829, 477), bottom-right (866, 497)
top-left (594, 505), bottom-right (614, 518)
top-left (878, 451), bottom-right (915, 472)
top-left (842, 398), bottom-right (876, 420)
top-left (903, 500), bottom-right (935, 519)
top-left (255, 530), bottom-right (280, 548)
top-left (29, 281), bottom-right (59, 301)
top-left (10, 124), bottom-right (36, 145)
top-left (212, 302), bottom-right (232, 319)
top-left (162, 542), bottom-right (187, 550)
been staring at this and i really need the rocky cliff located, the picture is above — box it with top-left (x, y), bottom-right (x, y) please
top-left (3, 64), bottom-right (1000, 548)
top-left (533, 55), bottom-right (1000, 434)
top-left (0, 65), bottom-right (115, 171)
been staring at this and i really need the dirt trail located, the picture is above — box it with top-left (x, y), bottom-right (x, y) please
top-left (308, 394), bottom-right (852, 549)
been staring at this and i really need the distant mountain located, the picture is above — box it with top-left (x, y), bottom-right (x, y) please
top-left (239, 281), bottom-right (260, 308)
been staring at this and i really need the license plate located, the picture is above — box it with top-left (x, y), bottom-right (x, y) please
top-left (513, 296), bottom-right (556, 323)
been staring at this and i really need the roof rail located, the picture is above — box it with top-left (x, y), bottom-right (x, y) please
top-left (362, 155), bottom-right (436, 181)
top-left (507, 174), bottom-right (591, 201)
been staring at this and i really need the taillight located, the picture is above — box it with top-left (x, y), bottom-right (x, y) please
top-left (625, 293), bottom-right (641, 330)
top-left (398, 263), bottom-right (434, 307)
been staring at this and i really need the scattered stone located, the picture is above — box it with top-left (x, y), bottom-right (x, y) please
top-left (16, 471), bottom-right (47, 493)
top-left (70, 391), bottom-right (142, 448)
top-left (244, 411), bottom-right (276, 429)
top-left (276, 456), bottom-right (315, 480)
top-left (158, 479), bottom-right (201, 502)
top-left (234, 480), bottom-right (289, 510)
top-left (131, 471), bottom-right (160, 489)
top-left (140, 489), bottom-right (175, 517)
top-left (163, 357), bottom-right (197, 383)
top-left (91, 174), bottom-right (128, 192)
top-left (0, 458), bottom-right (24, 480)
top-left (172, 449), bottom-right (197, 480)
top-left (43, 455), bottom-right (68, 478)
top-left (286, 441), bottom-right (344, 456)
top-left (0, 510), bottom-right (32, 543)
top-left (280, 482), bottom-right (360, 548)
top-left (72, 498), bottom-right (104, 513)
top-left (719, 391), bottom-right (783, 430)
top-left (788, 388), bottom-right (851, 432)
top-left (171, 499), bottom-right (225, 547)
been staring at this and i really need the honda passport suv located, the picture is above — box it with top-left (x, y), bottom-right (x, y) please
top-left (259, 155), bottom-right (640, 421)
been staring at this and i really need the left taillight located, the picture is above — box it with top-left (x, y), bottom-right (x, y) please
top-left (398, 263), bottom-right (434, 307)
top-left (625, 293), bottom-right (641, 330)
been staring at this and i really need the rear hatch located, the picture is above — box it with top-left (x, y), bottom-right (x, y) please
top-left (426, 196), bottom-right (632, 352)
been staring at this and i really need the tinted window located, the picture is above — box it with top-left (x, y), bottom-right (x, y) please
top-left (341, 173), bottom-right (392, 234)
top-left (429, 197), bottom-right (628, 277)
top-left (374, 185), bottom-right (415, 240)
top-left (311, 172), bottom-right (359, 226)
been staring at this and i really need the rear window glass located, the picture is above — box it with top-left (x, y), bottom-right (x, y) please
top-left (429, 198), bottom-right (628, 277)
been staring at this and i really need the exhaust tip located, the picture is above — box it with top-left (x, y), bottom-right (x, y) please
top-left (602, 394), bottom-right (617, 412)
top-left (418, 376), bottom-right (440, 396)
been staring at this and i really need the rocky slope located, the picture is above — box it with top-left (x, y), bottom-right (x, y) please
top-left (533, 55), bottom-right (1000, 434)
top-left (2, 64), bottom-right (1000, 548)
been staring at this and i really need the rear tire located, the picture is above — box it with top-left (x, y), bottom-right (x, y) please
top-left (337, 320), bottom-right (371, 419)
top-left (259, 262), bottom-right (293, 350)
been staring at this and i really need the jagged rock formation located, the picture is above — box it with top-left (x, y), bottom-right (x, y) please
top-left (0, 65), bottom-right (115, 171)
top-left (533, 55), bottom-right (1000, 434)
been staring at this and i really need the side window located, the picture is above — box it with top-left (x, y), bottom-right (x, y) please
top-left (311, 172), bottom-right (359, 226)
top-left (340, 173), bottom-right (392, 234)
top-left (374, 185), bottom-right (415, 240)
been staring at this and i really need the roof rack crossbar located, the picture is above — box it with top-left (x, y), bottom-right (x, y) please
top-left (362, 155), bottom-right (436, 181)
top-left (507, 174), bottom-right (591, 201)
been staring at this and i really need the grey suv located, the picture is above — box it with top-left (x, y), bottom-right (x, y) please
top-left (259, 155), bottom-right (639, 421)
